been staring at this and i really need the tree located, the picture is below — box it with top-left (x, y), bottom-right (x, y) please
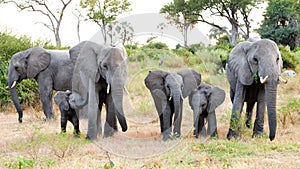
top-left (1, 0), bottom-right (73, 48)
top-left (80, 0), bottom-right (131, 44)
top-left (160, 0), bottom-right (198, 47)
top-left (114, 21), bottom-right (134, 45)
top-left (257, 0), bottom-right (300, 50)
top-left (189, 0), bottom-right (262, 45)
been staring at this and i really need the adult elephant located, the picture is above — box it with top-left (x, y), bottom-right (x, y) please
top-left (69, 41), bottom-right (128, 140)
top-left (188, 83), bottom-right (225, 138)
top-left (8, 46), bottom-right (77, 122)
top-left (226, 39), bottom-right (287, 141)
top-left (144, 69), bottom-right (201, 141)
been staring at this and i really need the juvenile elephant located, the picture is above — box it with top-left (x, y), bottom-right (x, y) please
top-left (54, 91), bottom-right (82, 135)
top-left (70, 41), bottom-right (128, 140)
top-left (144, 69), bottom-right (201, 141)
top-left (188, 83), bottom-right (225, 138)
top-left (8, 46), bottom-right (78, 122)
top-left (226, 39), bottom-right (287, 141)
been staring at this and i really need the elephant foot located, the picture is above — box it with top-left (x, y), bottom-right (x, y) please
top-left (104, 122), bottom-right (117, 138)
top-left (163, 134), bottom-right (171, 141)
top-left (226, 128), bottom-right (240, 140)
top-left (85, 135), bottom-right (97, 141)
top-left (73, 130), bottom-right (81, 137)
top-left (173, 132), bottom-right (180, 138)
top-left (18, 118), bottom-right (22, 123)
top-left (252, 130), bottom-right (266, 138)
top-left (245, 120), bottom-right (252, 129)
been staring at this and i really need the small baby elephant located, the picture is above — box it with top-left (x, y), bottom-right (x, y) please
top-left (189, 83), bottom-right (225, 138)
top-left (54, 91), bottom-right (80, 135)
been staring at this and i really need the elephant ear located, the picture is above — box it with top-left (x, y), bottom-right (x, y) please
top-left (144, 70), bottom-right (169, 92)
top-left (26, 47), bottom-right (51, 78)
top-left (177, 69), bottom-right (201, 98)
top-left (207, 86), bottom-right (225, 113)
top-left (227, 41), bottom-right (254, 85)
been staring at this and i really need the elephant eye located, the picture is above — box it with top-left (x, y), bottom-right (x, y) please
top-left (103, 63), bottom-right (108, 69)
top-left (276, 57), bottom-right (279, 64)
top-left (253, 57), bottom-right (258, 62)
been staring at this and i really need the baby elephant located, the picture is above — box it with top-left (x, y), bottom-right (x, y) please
top-left (189, 83), bottom-right (225, 138)
top-left (54, 91), bottom-right (80, 135)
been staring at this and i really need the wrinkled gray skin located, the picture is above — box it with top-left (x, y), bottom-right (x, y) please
top-left (189, 83), bottom-right (225, 138)
top-left (70, 41), bottom-right (128, 140)
top-left (145, 69), bottom-right (201, 141)
top-left (54, 91), bottom-right (82, 135)
top-left (8, 47), bottom-right (77, 122)
top-left (226, 39), bottom-right (284, 141)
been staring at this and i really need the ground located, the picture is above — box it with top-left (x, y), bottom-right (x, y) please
top-left (1, 67), bottom-right (300, 168)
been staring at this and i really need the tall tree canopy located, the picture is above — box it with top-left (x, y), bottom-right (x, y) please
top-left (1, 0), bottom-right (73, 48)
top-left (189, 0), bottom-right (262, 45)
top-left (80, 0), bottom-right (131, 44)
top-left (160, 0), bottom-right (198, 47)
top-left (257, 0), bottom-right (300, 50)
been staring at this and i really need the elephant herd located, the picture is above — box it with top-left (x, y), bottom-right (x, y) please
top-left (8, 38), bottom-right (287, 141)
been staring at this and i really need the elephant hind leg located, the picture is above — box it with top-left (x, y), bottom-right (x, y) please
top-left (245, 101), bottom-right (255, 128)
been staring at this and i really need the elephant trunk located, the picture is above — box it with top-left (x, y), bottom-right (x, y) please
top-left (172, 89), bottom-right (183, 136)
top-left (8, 86), bottom-right (23, 123)
top-left (111, 80), bottom-right (127, 132)
top-left (265, 82), bottom-right (277, 141)
top-left (8, 65), bottom-right (23, 123)
top-left (193, 111), bottom-right (200, 138)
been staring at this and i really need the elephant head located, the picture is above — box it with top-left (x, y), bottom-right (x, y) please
top-left (8, 47), bottom-right (51, 122)
top-left (227, 39), bottom-right (285, 141)
top-left (189, 83), bottom-right (225, 138)
top-left (145, 69), bottom-right (201, 140)
top-left (71, 41), bottom-right (128, 140)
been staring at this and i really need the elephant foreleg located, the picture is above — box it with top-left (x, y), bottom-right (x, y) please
top-left (69, 109), bottom-right (80, 136)
top-left (86, 79), bottom-right (100, 140)
top-left (60, 108), bottom-right (67, 133)
top-left (162, 104), bottom-right (172, 141)
top-left (227, 82), bottom-right (246, 140)
top-left (253, 88), bottom-right (266, 137)
top-left (207, 111), bottom-right (218, 137)
top-left (104, 93), bottom-right (117, 137)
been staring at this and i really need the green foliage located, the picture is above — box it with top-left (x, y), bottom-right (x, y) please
top-left (80, 0), bottom-right (131, 44)
top-left (257, 0), bottom-right (300, 50)
top-left (278, 98), bottom-right (300, 127)
top-left (4, 156), bottom-right (34, 169)
top-left (279, 45), bottom-right (299, 68)
top-left (141, 42), bottom-right (169, 50)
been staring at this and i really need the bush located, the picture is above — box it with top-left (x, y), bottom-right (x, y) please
top-left (141, 42), bottom-right (169, 50)
top-left (278, 45), bottom-right (299, 69)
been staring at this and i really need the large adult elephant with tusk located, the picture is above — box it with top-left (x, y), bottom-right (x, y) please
top-left (8, 46), bottom-right (78, 122)
top-left (226, 39), bottom-right (287, 141)
top-left (69, 41), bottom-right (128, 140)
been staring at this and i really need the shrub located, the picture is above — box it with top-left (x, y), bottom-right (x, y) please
top-left (141, 42), bottom-right (169, 50)
top-left (278, 45), bottom-right (299, 69)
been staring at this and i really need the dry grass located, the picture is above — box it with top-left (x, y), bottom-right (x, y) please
top-left (1, 61), bottom-right (300, 168)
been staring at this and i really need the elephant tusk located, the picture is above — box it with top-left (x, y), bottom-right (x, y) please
top-left (279, 76), bottom-right (288, 84)
top-left (169, 96), bottom-right (172, 101)
top-left (10, 81), bottom-right (17, 88)
top-left (260, 76), bottom-right (268, 84)
top-left (107, 84), bottom-right (110, 94)
top-left (123, 86), bottom-right (129, 94)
